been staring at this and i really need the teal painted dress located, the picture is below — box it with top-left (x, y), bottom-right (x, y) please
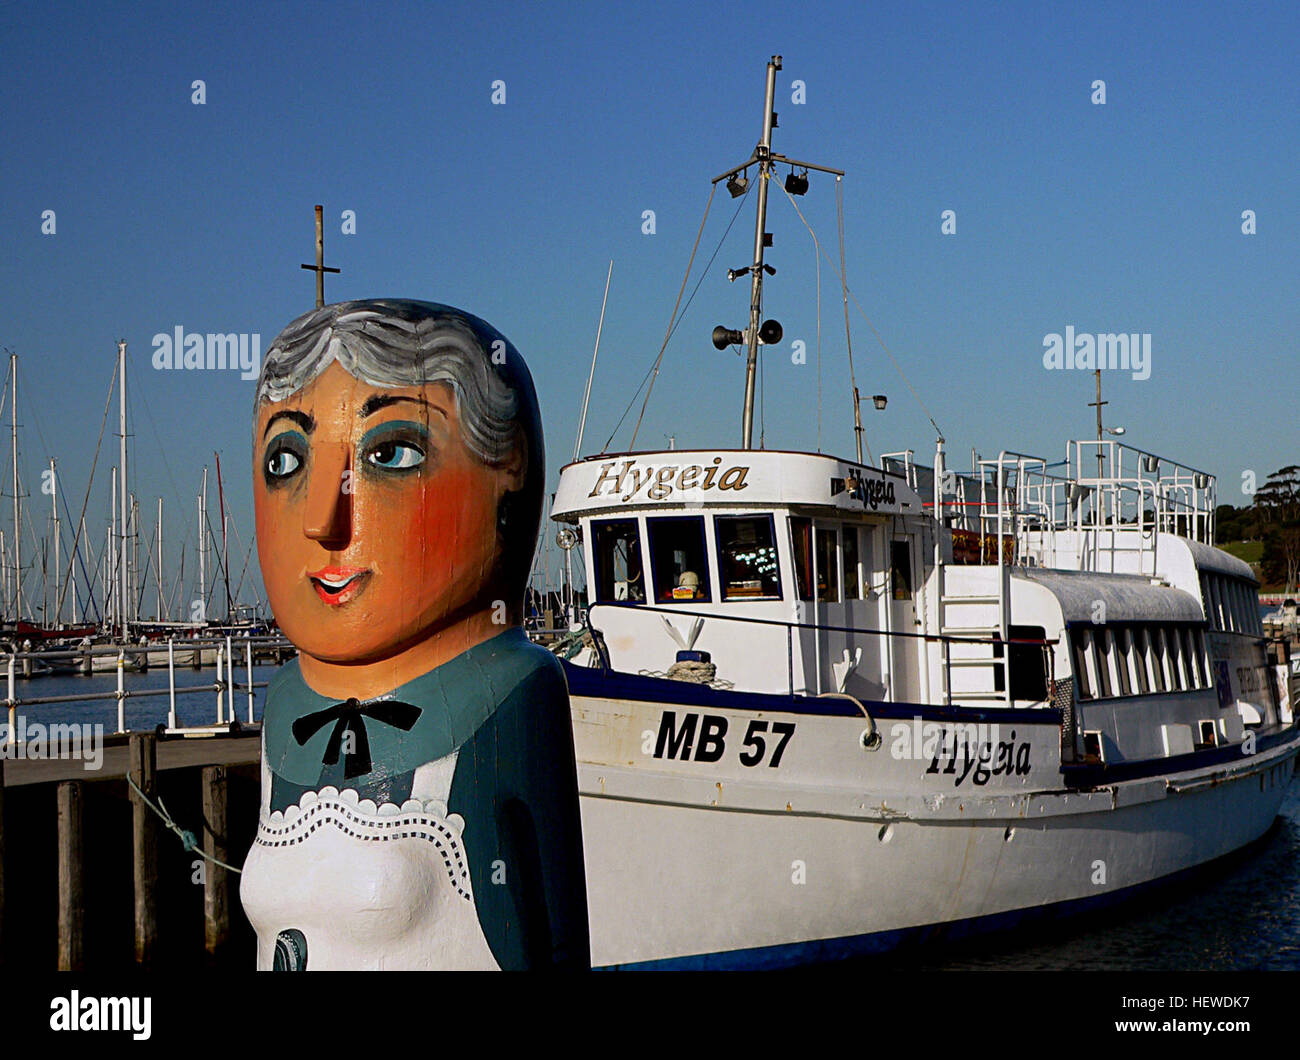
top-left (238, 628), bottom-right (589, 970)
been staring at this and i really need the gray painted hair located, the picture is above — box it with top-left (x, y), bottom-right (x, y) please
top-left (255, 300), bottom-right (519, 467)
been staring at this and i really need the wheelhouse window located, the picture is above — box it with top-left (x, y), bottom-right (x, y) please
top-left (715, 515), bottom-right (781, 601)
top-left (647, 516), bottom-right (712, 603)
top-left (591, 518), bottom-right (646, 603)
top-left (790, 517), bottom-right (814, 601)
top-left (815, 527), bottom-right (840, 603)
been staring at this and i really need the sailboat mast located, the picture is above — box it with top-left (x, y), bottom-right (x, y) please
top-left (198, 466), bottom-right (208, 620)
top-left (130, 494), bottom-right (139, 625)
top-left (740, 56), bottom-right (781, 450)
top-left (215, 451), bottom-right (232, 622)
top-left (51, 457), bottom-right (59, 627)
top-left (110, 467), bottom-right (118, 630)
top-left (157, 497), bottom-right (164, 621)
top-left (118, 339), bottom-right (128, 638)
top-left (11, 352), bottom-right (20, 620)
top-left (76, 516), bottom-right (85, 625)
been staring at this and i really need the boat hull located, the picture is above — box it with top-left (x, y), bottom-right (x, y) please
top-left (566, 670), bottom-right (1300, 969)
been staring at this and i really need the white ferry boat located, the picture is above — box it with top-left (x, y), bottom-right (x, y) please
top-left (551, 56), bottom-right (1298, 969)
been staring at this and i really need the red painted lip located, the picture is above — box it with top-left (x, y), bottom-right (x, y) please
top-left (306, 566), bottom-right (370, 606)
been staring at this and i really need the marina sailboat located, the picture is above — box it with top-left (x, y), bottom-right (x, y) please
top-left (551, 56), bottom-right (1298, 969)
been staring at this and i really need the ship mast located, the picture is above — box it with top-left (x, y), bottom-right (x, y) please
top-left (739, 57), bottom-right (780, 450)
top-left (712, 56), bottom-right (843, 450)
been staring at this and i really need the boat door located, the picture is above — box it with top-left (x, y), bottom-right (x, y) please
top-left (840, 522), bottom-right (885, 699)
top-left (811, 520), bottom-right (853, 695)
top-left (888, 531), bottom-right (919, 701)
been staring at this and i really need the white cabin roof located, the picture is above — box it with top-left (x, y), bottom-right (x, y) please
top-left (1184, 538), bottom-right (1256, 582)
top-left (552, 449), bottom-right (924, 521)
top-left (1014, 568), bottom-right (1204, 624)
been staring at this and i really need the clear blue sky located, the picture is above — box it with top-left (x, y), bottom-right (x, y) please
top-left (0, 0), bottom-right (1296, 615)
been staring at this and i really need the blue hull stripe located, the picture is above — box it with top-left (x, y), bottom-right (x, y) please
top-left (563, 661), bottom-right (1300, 784)
top-left (561, 660), bottom-right (1060, 725)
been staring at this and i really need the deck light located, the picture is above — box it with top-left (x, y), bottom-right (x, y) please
top-left (727, 173), bottom-right (749, 198)
top-left (785, 169), bottom-right (809, 196)
top-left (872, 394), bottom-right (887, 410)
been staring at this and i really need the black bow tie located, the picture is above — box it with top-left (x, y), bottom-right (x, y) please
top-left (291, 697), bottom-right (423, 780)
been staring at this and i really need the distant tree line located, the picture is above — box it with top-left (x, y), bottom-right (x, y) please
top-left (1216, 465), bottom-right (1300, 592)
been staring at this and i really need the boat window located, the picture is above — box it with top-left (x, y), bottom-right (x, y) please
top-left (816, 527), bottom-right (840, 603)
top-left (1240, 582), bottom-right (1257, 634)
top-left (1179, 627), bottom-right (1200, 688)
top-left (890, 540), bottom-right (913, 601)
top-left (1149, 627), bottom-right (1169, 692)
top-left (715, 515), bottom-right (781, 601)
top-left (1212, 578), bottom-right (1227, 632)
top-left (591, 518), bottom-right (646, 604)
top-left (993, 626), bottom-right (1050, 701)
top-left (1071, 629), bottom-right (1094, 700)
top-left (1166, 626), bottom-right (1186, 690)
top-left (1130, 627), bottom-right (1151, 694)
top-left (843, 526), bottom-right (860, 601)
top-left (1191, 628), bottom-right (1208, 687)
top-left (647, 516), bottom-right (712, 603)
top-left (790, 517), bottom-right (814, 601)
top-left (1113, 627), bottom-right (1133, 696)
top-left (1094, 630), bottom-right (1114, 699)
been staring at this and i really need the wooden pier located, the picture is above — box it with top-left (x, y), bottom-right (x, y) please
top-left (1, 728), bottom-right (262, 969)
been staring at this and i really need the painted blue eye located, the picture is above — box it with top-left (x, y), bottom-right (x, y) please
top-left (263, 430), bottom-right (308, 485)
top-left (366, 440), bottom-right (425, 471)
top-left (266, 448), bottom-right (302, 478)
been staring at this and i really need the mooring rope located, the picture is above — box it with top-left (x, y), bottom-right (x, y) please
top-left (126, 772), bottom-right (243, 874)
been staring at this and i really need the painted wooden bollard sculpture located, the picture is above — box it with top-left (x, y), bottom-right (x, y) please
top-left (239, 299), bottom-right (589, 969)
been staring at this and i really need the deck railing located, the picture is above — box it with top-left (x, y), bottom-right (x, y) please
top-left (585, 601), bottom-right (1058, 707)
top-left (0, 634), bottom-right (295, 738)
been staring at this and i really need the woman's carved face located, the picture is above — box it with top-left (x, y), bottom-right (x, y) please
top-left (253, 361), bottom-right (522, 666)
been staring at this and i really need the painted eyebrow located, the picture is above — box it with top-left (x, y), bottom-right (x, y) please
top-left (263, 409), bottom-right (314, 440)
top-left (359, 394), bottom-right (447, 420)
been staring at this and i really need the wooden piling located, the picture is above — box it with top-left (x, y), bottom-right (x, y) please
top-left (129, 733), bottom-right (158, 966)
top-left (201, 764), bottom-right (229, 954)
top-left (0, 758), bottom-right (5, 962)
top-left (56, 780), bottom-right (83, 971)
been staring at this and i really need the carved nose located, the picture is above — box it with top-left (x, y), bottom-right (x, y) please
top-left (304, 444), bottom-right (351, 546)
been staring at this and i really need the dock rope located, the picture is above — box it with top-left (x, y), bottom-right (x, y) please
top-left (126, 773), bottom-right (243, 874)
